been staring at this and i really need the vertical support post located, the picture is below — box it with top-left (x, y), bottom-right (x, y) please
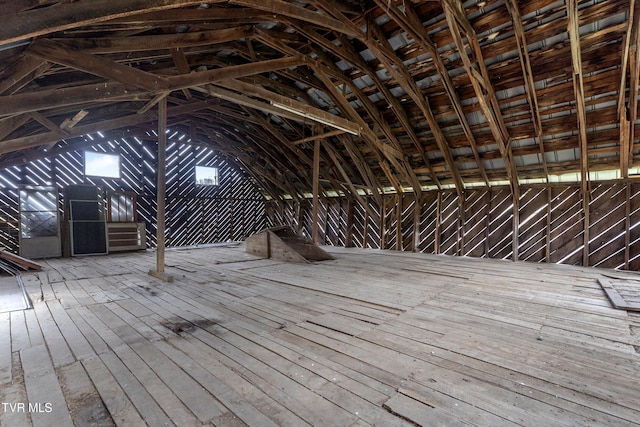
top-left (413, 193), bottom-right (421, 253)
top-left (546, 187), bottom-right (552, 262)
top-left (345, 197), bottom-right (354, 248)
top-left (295, 199), bottom-right (303, 233)
top-left (312, 137), bottom-right (320, 245)
top-left (458, 193), bottom-right (465, 256)
top-left (434, 192), bottom-right (441, 254)
top-left (583, 187), bottom-right (590, 267)
top-left (363, 198), bottom-right (369, 248)
top-left (395, 193), bottom-right (402, 251)
top-left (380, 197), bottom-right (386, 249)
top-left (149, 96), bottom-right (173, 282)
top-left (484, 191), bottom-right (491, 257)
top-left (513, 193), bottom-right (520, 262)
top-left (625, 182), bottom-right (631, 269)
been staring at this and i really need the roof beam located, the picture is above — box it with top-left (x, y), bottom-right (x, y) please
top-left (212, 79), bottom-right (363, 139)
top-left (442, 0), bottom-right (519, 199)
top-left (228, 0), bottom-right (358, 37)
top-left (567, 0), bottom-right (590, 192)
top-left (365, 17), bottom-right (459, 196)
top-left (375, 0), bottom-right (489, 188)
top-left (311, 64), bottom-right (418, 194)
top-left (0, 55), bottom-right (50, 95)
top-left (27, 39), bottom-right (169, 92)
top-left (0, 101), bottom-right (213, 155)
top-left (619, 0), bottom-right (640, 178)
top-left (308, 29), bottom-right (442, 189)
top-left (171, 47), bottom-right (193, 100)
top-left (0, 0), bottom-right (211, 48)
top-left (0, 56), bottom-right (304, 116)
top-left (306, 1), bottom-right (462, 195)
top-left (504, 0), bottom-right (549, 181)
top-left (54, 26), bottom-right (253, 54)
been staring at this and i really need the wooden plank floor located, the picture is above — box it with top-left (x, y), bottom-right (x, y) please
top-left (2, 245), bottom-right (640, 426)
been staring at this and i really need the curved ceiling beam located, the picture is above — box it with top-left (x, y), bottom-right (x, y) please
top-left (441, 0), bottom-right (519, 199)
top-left (0, 0), bottom-right (210, 48)
top-left (375, 0), bottom-right (490, 188)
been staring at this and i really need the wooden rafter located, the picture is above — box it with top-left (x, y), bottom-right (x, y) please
top-left (27, 39), bottom-right (169, 92)
top-left (442, 0), bottom-right (519, 199)
top-left (0, 101), bottom-right (214, 155)
top-left (305, 29), bottom-right (443, 190)
top-left (619, 0), bottom-right (640, 178)
top-left (207, 80), bottom-right (361, 137)
top-left (27, 112), bottom-right (69, 138)
top-left (198, 122), bottom-right (302, 198)
top-left (567, 0), bottom-right (590, 192)
top-left (0, 55), bottom-right (49, 95)
top-left (376, 0), bottom-right (489, 188)
top-left (362, 12), bottom-right (464, 198)
top-left (0, 56), bottom-right (303, 117)
top-left (254, 29), bottom-right (394, 197)
top-left (260, 19), bottom-right (423, 194)
top-left (504, 0), bottom-right (549, 181)
top-left (54, 26), bottom-right (254, 54)
top-left (228, 0), bottom-right (357, 37)
top-left (310, 64), bottom-right (420, 195)
top-left (0, 0), bottom-right (212, 47)
top-left (323, 140), bottom-right (378, 218)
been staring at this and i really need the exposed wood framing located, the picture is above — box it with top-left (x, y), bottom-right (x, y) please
top-left (58, 26), bottom-right (254, 54)
top-left (360, 14), bottom-right (463, 197)
top-left (27, 112), bottom-right (69, 139)
top-left (442, 0), bottom-right (519, 199)
top-left (375, 0), bottom-right (489, 188)
top-left (292, 130), bottom-right (345, 145)
top-left (0, 0), bottom-right (210, 46)
top-left (0, 57), bottom-right (303, 117)
top-left (0, 101), bottom-right (213, 154)
top-left (148, 95), bottom-right (173, 282)
top-left (619, 0), bottom-right (640, 177)
top-left (171, 47), bottom-right (193, 100)
top-left (567, 0), bottom-right (591, 266)
top-left (504, 0), bottom-right (549, 181)
top-left (310, 65), bottom-right (418, 194)
top-left (254, 29), bottom-right (409, 194)
top-left (0, 55), bottom-right (49, 95)
top-left (567, 0), bottom-right (590, 193)
top-left (312, 136), bottom-right (320, 244)
top-left (228, 0), bottom-right (357, 37)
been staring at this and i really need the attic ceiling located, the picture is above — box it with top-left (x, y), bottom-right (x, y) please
top-left (0, 0), bottom-right (638, 200)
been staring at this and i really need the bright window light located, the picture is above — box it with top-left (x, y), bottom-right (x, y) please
top-left (195, 166), bottom-right (218, 186)
top-left (85, 151), bottom-right (120, 178)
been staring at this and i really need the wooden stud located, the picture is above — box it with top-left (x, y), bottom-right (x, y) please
top-left (363, 199), bottom-right (369, 248)
top-left (567, 0), bottom-right (590, 195)
top-left (546, 187), bottom-right (552, 262)
top-left (435, 192), bottom-right (441, 255)
top-left (441, 0), bottom-right (519, 199)
top-left (149, 96), bottom-right (173, 283)
top-left (345, 197), bottom-right (354, 248)
top-left (413, 194), bottom-right (421, 253)
top-left (312, 137), bottom-right (320, 245)
top-left (513, 195), bottom-right (520, 262)
top-left (395, 193), bottom-right (402, 251)
top-left (625, 183), bottom-right (631, 269)
top-left (379, 197), bottom-right (386, 250)
top-left (582, 188), bottom-right (590, 267)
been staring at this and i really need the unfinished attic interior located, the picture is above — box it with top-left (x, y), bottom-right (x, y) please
top-left (1, 0), bottom-right (640, 425)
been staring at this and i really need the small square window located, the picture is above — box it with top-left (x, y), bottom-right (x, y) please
top-left (195, 166), bottom-right (218, 186)
top-left (85, 151), bottom-right (120, 178)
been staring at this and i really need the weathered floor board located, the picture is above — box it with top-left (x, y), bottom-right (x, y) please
top-left (1, 245), bottom-right (640, 426)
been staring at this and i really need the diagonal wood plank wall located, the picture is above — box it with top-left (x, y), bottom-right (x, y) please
top-left (0, 136), bottom-right (266, 253)
top-left (267, 182), bottom-right (640, 271)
